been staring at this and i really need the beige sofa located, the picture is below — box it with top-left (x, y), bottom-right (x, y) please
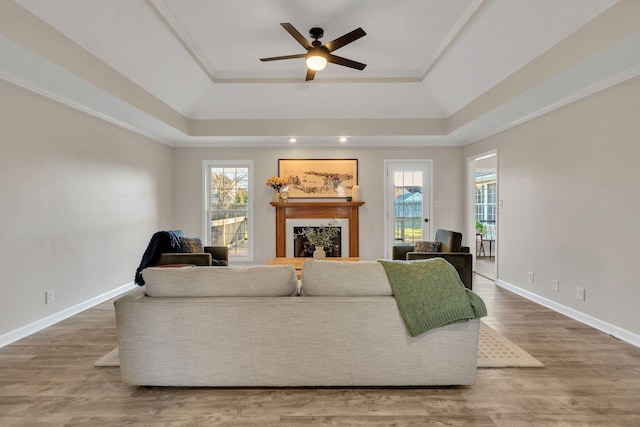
top-left (114, 260), bottom-right (480, 387)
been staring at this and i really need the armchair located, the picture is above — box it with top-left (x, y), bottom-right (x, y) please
top-left (135, 230), bottom-right (228, 286)
top-left (392, 229), bottom-right (473, 289)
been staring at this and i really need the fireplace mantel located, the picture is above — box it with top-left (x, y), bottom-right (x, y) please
top-left (270, 201), bottom-right (365, 257)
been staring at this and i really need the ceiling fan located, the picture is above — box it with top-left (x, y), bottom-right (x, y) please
top-left (260, 23), bottom-right (367, 81)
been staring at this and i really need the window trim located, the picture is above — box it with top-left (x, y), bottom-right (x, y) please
top-left (202, 159), bottom-right (254, 262)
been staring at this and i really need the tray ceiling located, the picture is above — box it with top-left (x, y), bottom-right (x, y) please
top-left (2, 0), bottom-right (639, 147)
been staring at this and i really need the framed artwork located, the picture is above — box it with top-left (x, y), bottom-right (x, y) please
top-left (278, 159), bottom-right (358, 199)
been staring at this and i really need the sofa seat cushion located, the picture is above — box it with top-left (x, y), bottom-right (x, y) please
top-left (143, 265), bottom-right (298, 297)
top-left (301, 260), bottom-right (393, 296)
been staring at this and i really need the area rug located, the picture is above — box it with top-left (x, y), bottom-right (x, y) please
top-left (95, 323), bottom-right (543, 368)
top-left (477, 322), bottom-right (543, 368)
top-left (94, 347), bottom-right (120, 367)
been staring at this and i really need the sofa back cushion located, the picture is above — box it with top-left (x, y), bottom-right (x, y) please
top-left (143, 265), bottom-right (298, 297)
top-left (434, 229), bottom-right (463, 252)
top-left (301, 260), bottom-right (393, 296)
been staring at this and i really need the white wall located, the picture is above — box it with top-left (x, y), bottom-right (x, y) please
top-left (172, 146), bottom-right (465, 263)
top-left (0, 81), bottom-right (174, 340)
top-left (475, 155), bottom-right (497, 170)
top-left (464, 75), bottom-right (640, 338)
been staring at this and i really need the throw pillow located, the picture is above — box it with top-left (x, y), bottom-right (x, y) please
top-left (179, 237), bottom-right (203, 253)
top-left (414, 240), bottom-right (442, 252)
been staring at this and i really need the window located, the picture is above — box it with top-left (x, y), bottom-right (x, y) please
top-left (204, 160), bottom-right (253, 260)
top-left (475, 172), bottom-right (496, 239)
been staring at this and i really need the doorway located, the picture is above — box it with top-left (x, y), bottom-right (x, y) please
top-left (467, 151), bottom-right (497, 281)
top-left (384, 160), bottom-right (432, 259)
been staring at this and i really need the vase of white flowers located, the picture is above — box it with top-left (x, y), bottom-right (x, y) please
top-left (313, 246), bottom-right (326, 259)
top-left (297, 219), bottom-right (339, 259)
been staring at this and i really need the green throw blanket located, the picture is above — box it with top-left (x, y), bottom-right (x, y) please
top-left (378, 258), bottom-right (487, 337)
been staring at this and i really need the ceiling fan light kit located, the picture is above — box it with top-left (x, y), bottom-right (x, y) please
top-left (260, 23), bottom-right (367, 81)
top-left (305, 52), bottom-right (327, 71)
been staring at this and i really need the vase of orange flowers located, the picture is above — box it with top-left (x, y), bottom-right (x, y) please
top-left (266, 176), bottom-right (288, 202)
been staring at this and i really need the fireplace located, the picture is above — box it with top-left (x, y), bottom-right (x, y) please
top-left (270, 201), bottom-right (365, 258)
top-left (286, 219), bottom-right (350, 257)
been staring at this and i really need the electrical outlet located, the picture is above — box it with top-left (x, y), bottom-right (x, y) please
top-left (528, 272), bottom-right (534, 283)
top-left (576, 286), bottom-right (586, 301)
top-left (552, 280), bottom-right (559, 292)
top-left (45, 290), bottom-right (54, 304)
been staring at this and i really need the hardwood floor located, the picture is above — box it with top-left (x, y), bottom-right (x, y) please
top-left (1, 275), bottom-right (640, 426)
top-left (474, 257), bottom-right (495, 281)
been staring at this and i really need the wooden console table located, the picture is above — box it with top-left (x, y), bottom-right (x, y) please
top-left (270, 201), bottom-right (365, 257)
top-left (267, 257), bottom-right (360, 279)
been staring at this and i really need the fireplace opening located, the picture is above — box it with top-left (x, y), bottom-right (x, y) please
top-left (293, 227), bottom-right (342, 257)
top-left (285, 218), bottom-right (349, 257)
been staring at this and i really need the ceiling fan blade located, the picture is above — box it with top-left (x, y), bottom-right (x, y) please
top-left (324, 27), bottom-right (366, 52)
top-left (305, 68), bottom-right (316, 81)
top-left (260, 54), bottom-right (306, 62)
top-left (280, 23), bottom-right (312, 50)
top-left (327, 54), bottom-right (367, 70)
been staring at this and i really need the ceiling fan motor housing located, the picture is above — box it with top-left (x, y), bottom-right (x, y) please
top-left (309, 27), bottom-right (324, 40)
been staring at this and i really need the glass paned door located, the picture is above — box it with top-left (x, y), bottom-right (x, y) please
top-left (385, 161), bottom-right (431, 258)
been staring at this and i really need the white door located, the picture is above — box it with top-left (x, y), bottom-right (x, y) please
top-left (384, 160), bottom-right (432, 259)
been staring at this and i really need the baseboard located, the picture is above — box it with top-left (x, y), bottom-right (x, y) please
top-left (0, 282), bottom-right (136, 348)
top-left (496, 279), bottom-right (640, 348)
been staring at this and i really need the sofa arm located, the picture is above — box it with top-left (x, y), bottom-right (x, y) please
top-left (406, 252), bottom-right (473, 290)
top-left (114, 286), bottom-right (146, 304)
top-left (392, 245), bottom-right (415, 260)
top-left (204, 246), bottom-right (229, 265)
top-left (157, 253), bottom-right (212, 266)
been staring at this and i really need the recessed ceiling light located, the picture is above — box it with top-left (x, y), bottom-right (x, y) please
top-left (289, 138), bottom-right (297, 143)
top-left (339, 137), bottom-right (347, 143)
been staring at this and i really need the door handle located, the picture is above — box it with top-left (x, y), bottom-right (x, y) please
top-left (424, 218), bottom-right (429, 223)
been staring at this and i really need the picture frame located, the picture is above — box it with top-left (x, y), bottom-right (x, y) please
top-left (278, 159), bottom-right (358, 199)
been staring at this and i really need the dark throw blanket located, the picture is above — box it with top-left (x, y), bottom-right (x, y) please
top-left (378, 258), bottom-right (487, 337)
top-left (134, 231), bottom-right (182, 286)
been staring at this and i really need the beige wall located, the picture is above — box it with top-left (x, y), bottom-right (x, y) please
top-left (0, 78), bottom-right (465, 342)
top-left (465, 75), bottom-right (640, 337)
top-left (172, 146), bottom-right (465, 263)
top-left (2, 69), bottom-right (638, 344)
top-left (0, 81), bottom-right (173, 338)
